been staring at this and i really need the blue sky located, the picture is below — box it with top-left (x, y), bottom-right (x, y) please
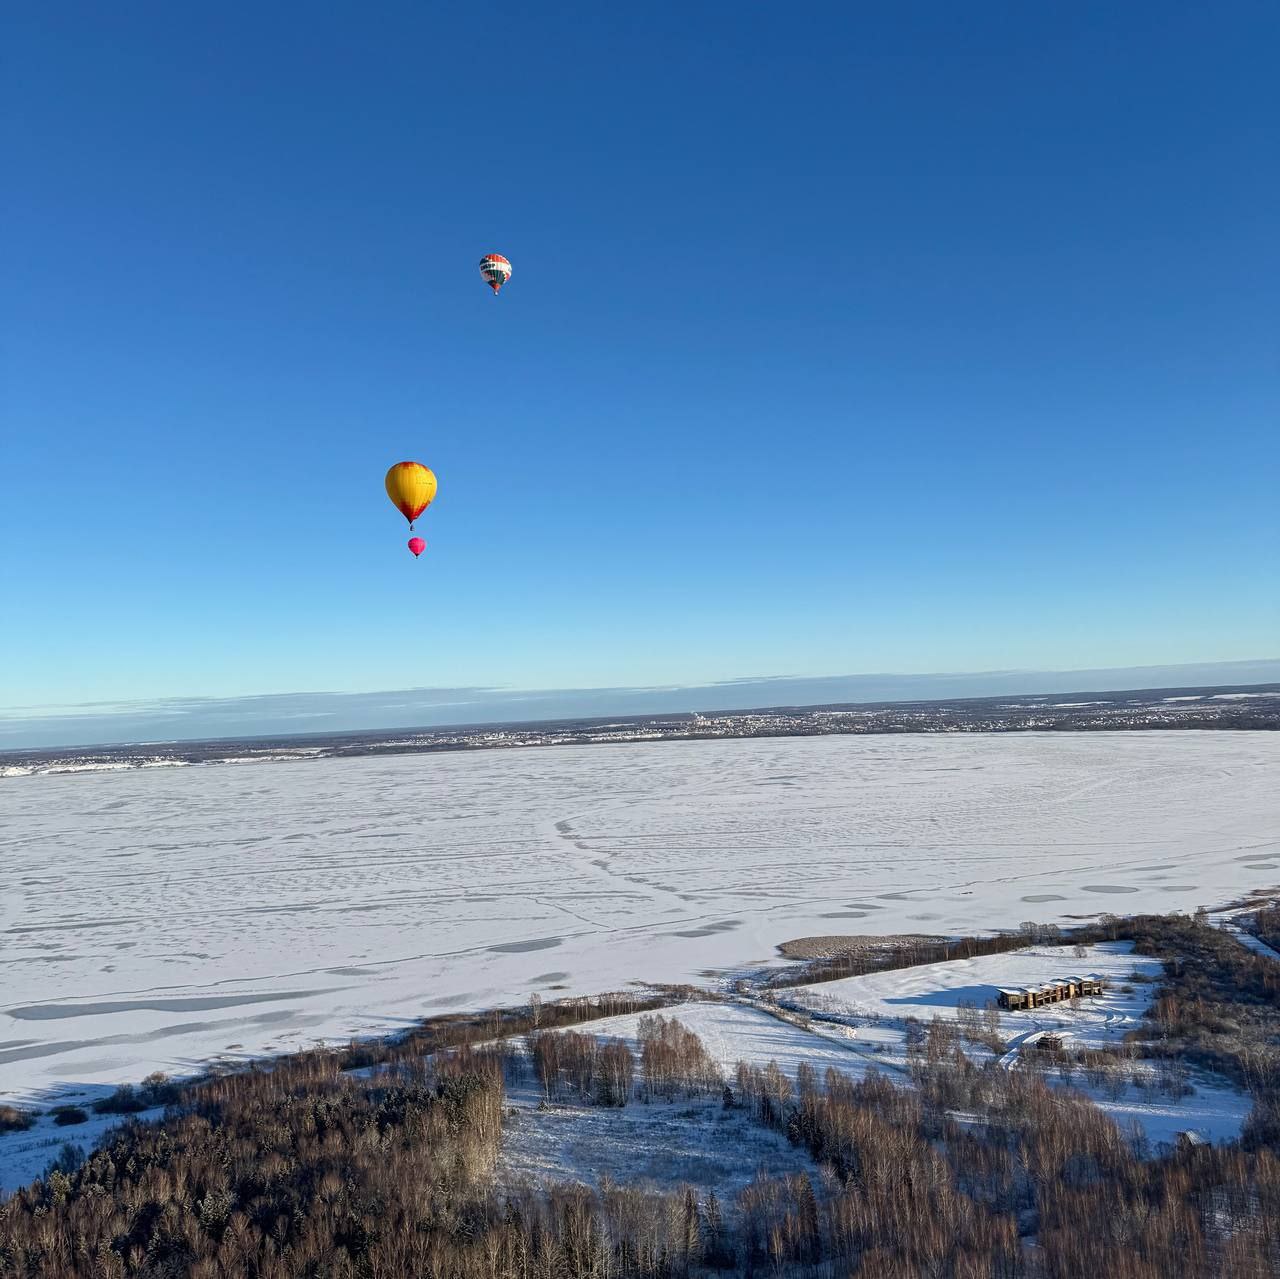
top-left (3, 2), bottom-right (1277, 724)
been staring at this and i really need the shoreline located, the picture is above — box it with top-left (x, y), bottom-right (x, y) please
top-left (4, 683), bottom-right (1278, 776)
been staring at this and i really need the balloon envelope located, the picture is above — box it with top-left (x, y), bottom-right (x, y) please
top-left (385, 461), bottom-right (437, 526)
top-left (479, 253), bottom-right (511, 295)
top-left (408, 537), bottom-right (426, 558)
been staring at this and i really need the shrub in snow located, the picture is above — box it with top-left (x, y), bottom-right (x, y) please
top-left (141, 1071), bottom-right (182, 1106)
top-left (0, 1105), bottom-right (36, 1132)
top-left (91, 1084), bottom-right (148, 1115)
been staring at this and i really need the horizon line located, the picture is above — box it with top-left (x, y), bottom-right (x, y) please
top-left (3, 657), bottom-right (1278, 752)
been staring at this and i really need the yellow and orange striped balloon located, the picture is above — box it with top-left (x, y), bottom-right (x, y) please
top-left (385, 461), bottom-right (437, 528)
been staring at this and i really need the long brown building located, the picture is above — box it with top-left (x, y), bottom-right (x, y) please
top-left (995, 975), bottom-right (1105, 1011)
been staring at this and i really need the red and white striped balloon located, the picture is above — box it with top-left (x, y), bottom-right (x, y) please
top-left (479, 253), bottom-right (511, 296)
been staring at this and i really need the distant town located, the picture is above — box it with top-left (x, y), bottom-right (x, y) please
top-left (2, 683), bottom-right (1276, 777)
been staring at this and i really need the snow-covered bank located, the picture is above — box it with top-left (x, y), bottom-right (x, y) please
top-left (1209, 909), bottom-right (1280, 963)
top-left (2, 732), bottom-right (1276, 1110)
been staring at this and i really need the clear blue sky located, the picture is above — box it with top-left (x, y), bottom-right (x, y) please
top-left (3, 2), bottom-right (1276, 714)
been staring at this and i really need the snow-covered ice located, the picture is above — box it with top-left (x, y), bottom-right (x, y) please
top-left (2, 732), bottom-right (1277, 1111)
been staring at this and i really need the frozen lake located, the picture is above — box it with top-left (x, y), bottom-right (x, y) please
top-left (2, 731), bottom-right (1277, 1104)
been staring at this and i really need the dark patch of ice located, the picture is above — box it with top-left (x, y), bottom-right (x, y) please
top-left (487, 938), bottom-right (563, 954)
top-left (665, 919), bottom-right (743, 939)
top-left (8, 990), bottom-right (333, 1021)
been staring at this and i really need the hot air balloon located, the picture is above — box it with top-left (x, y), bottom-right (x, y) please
top-left (479, 253), bottom-right (511, 296)
top-left (385, 461), bottom-right (437, 529)
top-left (407, 537), bottom-right (426, 558)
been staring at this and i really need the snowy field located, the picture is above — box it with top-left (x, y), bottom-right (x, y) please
top-left (783, 944), bottom-right (1255, 1146)
top-left (497, 1079), bottom-right (821, 1202)
top-left (783, 942), bottom-right (1254, 1152)
top-left (552, 990), bottom-right (1253, 1153)
top-left (522, 988), bottom-right (1259, 1162)
top-left (2, 731), bottom-right (1277, 1114)
top-left (537, 1000), bottom-right (881, 1082)
top-left (791, 942), bottom-right (1161, 1051)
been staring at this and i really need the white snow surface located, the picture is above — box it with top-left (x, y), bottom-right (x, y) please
top-left (2, 732), bottom-right (1277, 1111)
top-left (1089, 1079), bottom-right (1251, 1150)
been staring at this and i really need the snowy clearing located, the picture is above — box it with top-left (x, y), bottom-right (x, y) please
top-left (534, 1000), bottom-right (880, 1082)
top-left (790, 943), bottom-right (1161, 1051)
top-left (496, 1079), bottom-right (820, 1201)
top-left (2, 732), bottom-right (1276, 1112)
top-left (533, 996), bottom-right (1254, 1152)
top-left (1087, 1079), bottom-right (1251, 1150)
top-left (782, 943), bottom-right (1256, 1147)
